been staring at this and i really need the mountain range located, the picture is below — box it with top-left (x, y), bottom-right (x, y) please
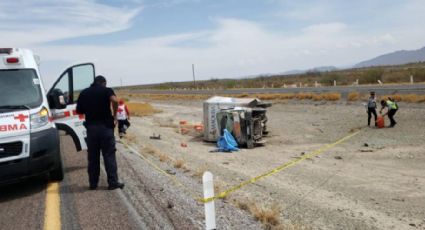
top-left (248, 46), bottom-right (425, 78)
top-left (354, 46), bottom-right (425, 68)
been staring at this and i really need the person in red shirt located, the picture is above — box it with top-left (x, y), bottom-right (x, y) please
top-left (117, 99), bottom-right (131, 138)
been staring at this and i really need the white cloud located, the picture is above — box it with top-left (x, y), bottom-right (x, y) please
top-left (36, 19), bottom-right (414, 88)
top-left (3, 1), bottom-right (425, 88)
top-left (0, 0), bottom-right (141, 45)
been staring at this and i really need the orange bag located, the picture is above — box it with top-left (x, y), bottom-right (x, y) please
top-left (376, 115), bottom-right (385, 128)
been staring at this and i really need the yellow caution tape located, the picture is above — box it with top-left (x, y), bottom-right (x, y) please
top-left (199, 130), bottom-right (361, 203)
top-left (121, 130), bottom-right (361, 204)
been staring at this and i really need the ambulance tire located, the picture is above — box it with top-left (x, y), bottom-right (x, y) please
top-left (50, 155), bottom-right (64, 181)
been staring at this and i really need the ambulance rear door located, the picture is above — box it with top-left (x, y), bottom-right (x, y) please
top-left (47, 63), bottom-right (95, 151)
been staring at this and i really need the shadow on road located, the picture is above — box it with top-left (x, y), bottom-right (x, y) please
top-left (0, 176), bottom-right (47, 203)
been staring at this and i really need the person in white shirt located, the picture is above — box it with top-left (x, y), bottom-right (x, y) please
top-left (117, 99), bottom-right (131, 138)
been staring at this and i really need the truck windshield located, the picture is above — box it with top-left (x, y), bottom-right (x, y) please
top-left (0, 69), bottom-right (43, 109)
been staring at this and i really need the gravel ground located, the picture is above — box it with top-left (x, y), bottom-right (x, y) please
top-left (118, 98), bottom-right (425, 230)
top-left (116, 137), bottom-right (263, 230)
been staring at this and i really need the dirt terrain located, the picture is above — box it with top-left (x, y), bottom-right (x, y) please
top-left (119, 98), bottom-right (425, 230)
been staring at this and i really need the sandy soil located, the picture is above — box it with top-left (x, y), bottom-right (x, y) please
top-left (121, 99), bottom-right (425, 230)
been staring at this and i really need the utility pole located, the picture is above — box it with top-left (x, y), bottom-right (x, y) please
top-left (192, 64), bottom-right (196, 87)
top-left (120, 77), bottom-right (123, 88)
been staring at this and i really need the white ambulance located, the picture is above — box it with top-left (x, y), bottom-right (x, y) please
top-left (0, 48), bottom-right (93, 184)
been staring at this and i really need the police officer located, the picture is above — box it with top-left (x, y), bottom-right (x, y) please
top-left (366, 91), bottom-right (378, 126)
top-left (76, 75), bottom-right (124, 190)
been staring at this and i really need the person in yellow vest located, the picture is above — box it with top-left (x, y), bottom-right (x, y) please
top-left (117, 99), bottom-right (131, 138)
top-left (380, 97), bottom-right (398, 128)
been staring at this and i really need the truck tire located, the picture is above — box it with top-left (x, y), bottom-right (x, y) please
top-left (50, 159), bottom-right (64, 181)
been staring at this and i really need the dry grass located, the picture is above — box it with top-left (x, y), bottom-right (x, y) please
top-left (296, 92), bottom-right (314, 100)
top-left (248, 202), bottom-right (282, 229)
top-left (173, 159), bottom-right (185, 168)
top-left (347, 92), bottom-right (360, 101)
top-left (192, 167), bottom-right (206, 179)
top-left (380, 94), bottom-right (425, 103)
top-left (213, 179), bottom-right (228, 195)
top-left (321, 92), bottom-right (341, 101)
top-left (312, 94), bottom-right (323, 101)
top-left (127, 102), bottom-right (161, 117)
top-left (142, 145), bottom-right (159, 156)
top-left (125, 133), bottom-right (138, 144)
top-left (235, 200), bottom-right (309, 230)
top-left (159, 154), bottom-right (169, 162)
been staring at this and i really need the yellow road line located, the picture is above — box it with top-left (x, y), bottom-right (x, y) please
top-left (44, 182), bottom-right (61, 230)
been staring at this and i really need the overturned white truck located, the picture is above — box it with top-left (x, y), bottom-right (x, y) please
top-left (203, 96), bottom-right (271, 149)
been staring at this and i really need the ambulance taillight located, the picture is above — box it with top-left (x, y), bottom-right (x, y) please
top-left (6, 57), bottom-right (20, 64)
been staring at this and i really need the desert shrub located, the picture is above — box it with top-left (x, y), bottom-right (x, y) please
top-left (322, 92), bottom-right (341, 101)
top-left (362, 68), bottom-right (384, 84)
top-left (278, 93), bottom-right (295, 100)
top-left (248, 203), bottom-right (282, 228)
top-left (319, 73), bottom-right (343, 86)
top-left (127, 102), bottom-right (160, 117)
top-left (173, 159), bottom-right (185, 168)
top-left (412, 69), bottom-right (425, 82)
top-left (296, 92), bottom-right (313, 100)
top-left (383, 71), bottom-right (409, 83)
top-left (347, 92), bottom-right (360, 101)
top-left (225, 80), bottom-right (237, 89)
top-left (312, 94), bottom-right (323, 101)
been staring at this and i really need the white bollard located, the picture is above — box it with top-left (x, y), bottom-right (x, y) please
top-left (410, 75), bottom-right (414, 84)
top-left (203, 171), bottom-right (216, 230)
top-left (333, 80), bottom-right (337, 86)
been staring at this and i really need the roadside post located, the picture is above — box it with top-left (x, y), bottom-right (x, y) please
top-left (203, 171), bottom-right (216, 230)
top-left (410, 75), bottom-right (414, 84)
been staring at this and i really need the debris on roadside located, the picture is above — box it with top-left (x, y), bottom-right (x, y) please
top-left (150, 133), bottom-right (161, 140)
top-left (179, 120), bottom-right (204, 136)
top-left (165, 169), bottom-right (176, 175)
top-left (334, 156), bottom-right (343, 160)
top-left (180, 142), bottom-right (188, 148)
top-left (167, 200), bottom-right (175, 209)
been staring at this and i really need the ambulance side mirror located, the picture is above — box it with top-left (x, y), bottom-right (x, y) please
top-left (48, 88), bottom-right (67, 109)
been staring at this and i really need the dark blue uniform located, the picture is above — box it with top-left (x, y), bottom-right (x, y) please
top-left (76, 84), bottom-right (120, 188)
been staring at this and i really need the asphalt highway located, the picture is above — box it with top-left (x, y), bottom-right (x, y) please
top-left (0, 135), bottom-right (145, 230)
top-left (135, 83), bottom-right (425, 97)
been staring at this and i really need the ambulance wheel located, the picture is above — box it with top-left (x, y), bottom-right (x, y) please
top-left (50, 158), bottom-right (64, 181)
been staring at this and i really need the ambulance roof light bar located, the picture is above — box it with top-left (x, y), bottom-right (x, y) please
top-left (0, 48), bottom-right (13, 54)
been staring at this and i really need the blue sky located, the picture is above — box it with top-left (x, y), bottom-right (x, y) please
top-left (1, 0), bottom-right (424, 87)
